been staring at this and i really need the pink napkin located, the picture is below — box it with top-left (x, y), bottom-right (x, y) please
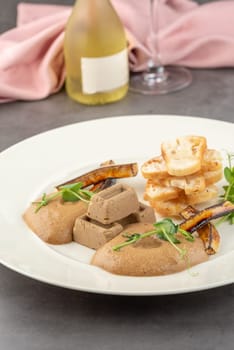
top-left (1, 0), bottom-right (234, 103)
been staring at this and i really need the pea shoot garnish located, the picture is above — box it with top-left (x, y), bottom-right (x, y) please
top-left (33, 182), bottom-right (93, 213)
top-left (112, 219), bottom-right (197, 275)
top-left (218, 152), bottom-right (234, 225)
top-left (112, 218), bottom-right (194, 259)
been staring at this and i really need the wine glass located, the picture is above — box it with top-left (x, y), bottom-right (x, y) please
top-left (130, 0), bottom-right (192, 95)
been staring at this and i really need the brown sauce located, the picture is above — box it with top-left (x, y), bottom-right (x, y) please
top-left (91, 223), bottom-right (208, 276)
top-left (23, 197), bottom-right (87, 244)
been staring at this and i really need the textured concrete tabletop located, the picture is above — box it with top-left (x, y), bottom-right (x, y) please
top-left (0, 1), bottom-right (234, 350)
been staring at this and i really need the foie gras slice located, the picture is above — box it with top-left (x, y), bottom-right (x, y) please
top-left (73, 202), bottom-right (156, 250)
top-left (73, 215), bottom-right (123, 250)
top-left (87, 183), bottom-right (139, 224)
top-left (133, 202), bottom-right (156, 223)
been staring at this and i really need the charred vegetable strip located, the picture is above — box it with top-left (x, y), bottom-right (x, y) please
top-left (180, 205), bottom-right (220, 255)
top-left (100, 160), bottom-right (115, 167)
top-left (180, 201), bottom-right (234, 233)
top-left (90, 178), bottom-right (117, 193)
top-left (56, 163), bottom-right (138, 189)
top-left (89, 160), bottom-right (117, 192)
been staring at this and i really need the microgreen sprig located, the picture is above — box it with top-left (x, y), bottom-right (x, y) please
top-left (219, 152), bottom-right (234, 225)
top-left (33, 182), bottom-right (94, 213)
top-left (33, 192), bottom-right (60, 213)
top-left (112, 218), bottom-right (194, 259)
top-left (112, 219), bottom-right (196, 275)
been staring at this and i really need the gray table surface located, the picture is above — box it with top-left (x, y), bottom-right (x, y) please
top-left (1, 1), bottom-right (234, 350)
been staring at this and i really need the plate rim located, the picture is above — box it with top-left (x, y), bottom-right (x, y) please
top-left (1, 113), bottom-right (233, 155)
top-left (0, 114), bottom-right (234, 295)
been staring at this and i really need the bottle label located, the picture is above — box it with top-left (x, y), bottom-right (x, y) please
top-left (81, 49), bottom-right (128, 94)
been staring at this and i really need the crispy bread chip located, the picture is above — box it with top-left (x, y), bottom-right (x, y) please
top-left (162, 173), bottom-right (206, 195)
top-left (186, 185), bottom-right (218, 205)
top-left (203, 169), bottom-right (223, 185)
top-left (161, 135), bottom-right (207, 176)
top-left (141, 136), bottom-right (222, 217)
top-left (144, 180), bottom-right (182, 202)
top-left (149, 196), bottom-right (188, 217)
top-left (141, 155), bottom-right (168, 179)
top-left (202, 149), bottom-right (222, 171)
top-left (142, 149), bottom-right (222, 181)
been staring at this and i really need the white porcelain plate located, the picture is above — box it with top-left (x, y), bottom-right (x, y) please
top-left (0, 115), bottom-right (233, 295)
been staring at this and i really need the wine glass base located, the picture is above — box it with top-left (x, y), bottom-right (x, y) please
top-left (130, 66), bottom-right (192, 95)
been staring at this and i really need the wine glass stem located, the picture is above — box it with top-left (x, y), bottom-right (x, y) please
top-left (144, 0), bottom-right (167, 84)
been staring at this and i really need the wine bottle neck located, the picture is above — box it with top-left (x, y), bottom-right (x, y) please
top-left (73, 0), bottom-right (116, 21)
top-left (74, 0), bottom-right (111, 7)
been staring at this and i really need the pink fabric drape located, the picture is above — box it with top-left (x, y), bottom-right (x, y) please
top-left (1, 1), bottom-right (234, 103)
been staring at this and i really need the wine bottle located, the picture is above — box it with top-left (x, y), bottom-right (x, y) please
top-left (64, 0), bottom-right (129, 105)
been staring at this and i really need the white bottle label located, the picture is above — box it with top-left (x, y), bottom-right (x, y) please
top-left (81, 48), bottom-right (128, 94)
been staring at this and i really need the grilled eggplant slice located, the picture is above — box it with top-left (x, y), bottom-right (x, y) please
top-left (180, 205), bottom-right (220, 255)
top-left (89, 160), bottom-right (116, 192)
top-left (180, 201), bottom-right (234, 233)
top-left (57, 163), bottom-right (138, 189)
top-left (90, 178), bottom-right (117, 193)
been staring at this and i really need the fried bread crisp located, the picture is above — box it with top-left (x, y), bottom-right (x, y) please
top-left (161, 135), bottom-right (207, 176)
top-left (144, 180), bottom-right (182, 202)
top-left (142, 149), bottom-right (222, 179)
top-left (141, 155), bottom-right (168, 179)
top-left (142, 136), bottom-right (223, 217)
